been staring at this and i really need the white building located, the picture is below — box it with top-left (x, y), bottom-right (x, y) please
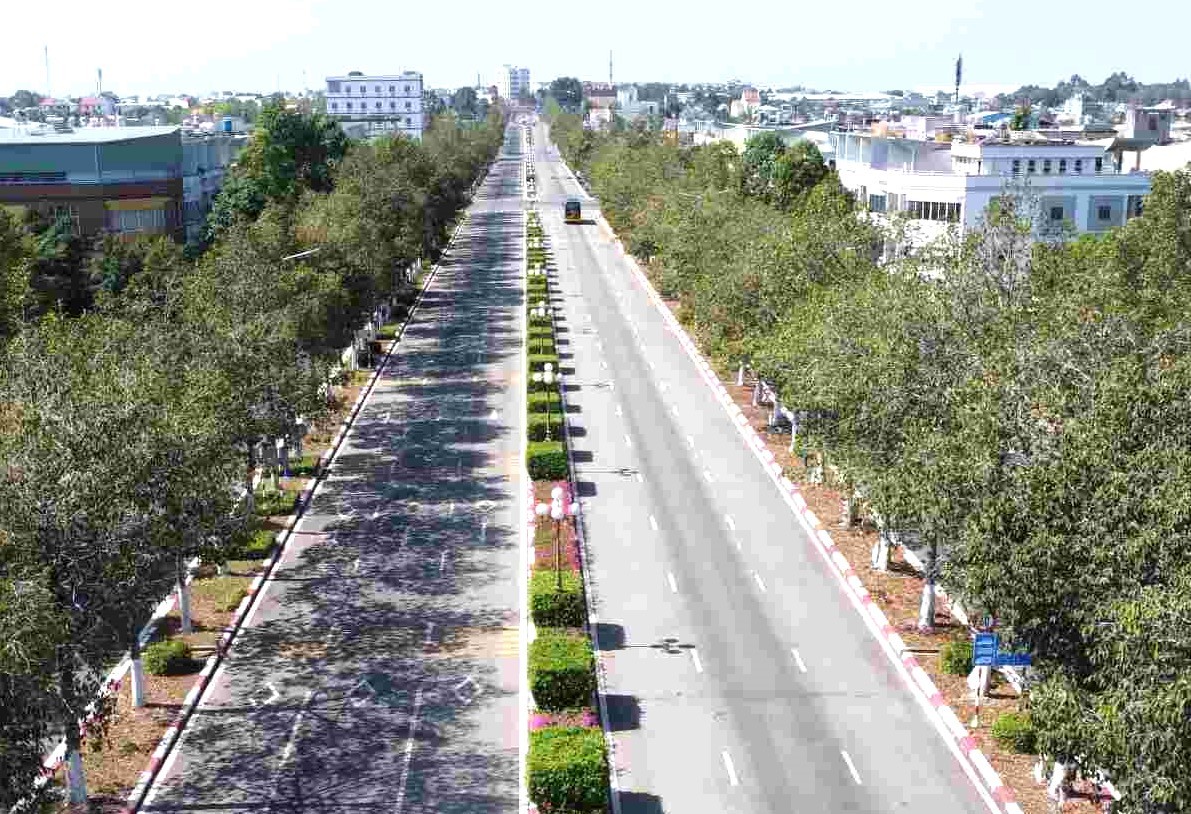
top-left (829, 131), bottom-right (1151, 241)
top-left (324, 72), bottom-right (425, 139)
top-left (495, 66), bottom-right (531, 100)
top-left (615, 86), bottom-right (660, 120)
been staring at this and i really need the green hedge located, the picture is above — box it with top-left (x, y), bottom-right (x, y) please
top-left (531, 569), bottom-right (586, 627)
top-left (238, 529), bottom-right (277, 560)
top-left (528, 441), bottom-right (568, 480)
top-left (529, 390), bottom-right (561, 414)
top-left (143, 640), bottom-right (194, 676)
top-left (527, 337), bottom-right (556, 356)
top-left (529, 352), bottom-right (560, 372)
top-left (991, 712), bottom-right (1037, 754)
top-left (530, 630), bottom-right (595, 710)
top-left (528, 413), bottom-right (565, 442)
top-left (528, 727), bottom-right (608, 812)
top-left (940, 640), bottom-right (974, 675)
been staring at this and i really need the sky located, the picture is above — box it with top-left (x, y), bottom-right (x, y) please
top-left (3, 0), bottom-right (1190, 99)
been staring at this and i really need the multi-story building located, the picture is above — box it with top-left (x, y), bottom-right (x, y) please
top-left (0, 125), bottom-right (242, 243)
top-left (829, 130), bottom-right (1151, 241)
top-left (324, 72), bottom-right (425, 139)
top-left (0, 126), bottom-right (185, 239)
top-left (495, 65), bottom-right (531, 100)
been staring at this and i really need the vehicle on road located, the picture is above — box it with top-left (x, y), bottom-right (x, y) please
top-left (564, 198), bottom-right (582, 223)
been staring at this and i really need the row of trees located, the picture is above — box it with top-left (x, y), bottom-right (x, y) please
top-left (998, 72), bottom-right (1191, 109)
top-left (0, 105), bottom-right (506, 807)
top-left (547, 110), bottom-right (1191, 811)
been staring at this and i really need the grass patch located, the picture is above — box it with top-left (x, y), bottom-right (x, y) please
top-left (193, 575), bottom-right (250, 612)
top-left (531, 569), bottom-right (586, 627)
top-left (528, 441), bottom-right (568, 480)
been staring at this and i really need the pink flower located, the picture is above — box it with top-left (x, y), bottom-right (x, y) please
top-left (530, 712), bottom-right (552, 731)
top-left (580, 709), bottom-right (599, 728)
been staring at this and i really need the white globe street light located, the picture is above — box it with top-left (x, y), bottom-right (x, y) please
top-left (536, 487), bottom-right (581, 590)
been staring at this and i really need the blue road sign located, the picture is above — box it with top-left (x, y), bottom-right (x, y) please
top-left (973, 632), bottom-right (999, 667)
top-left (995, 651), bottom-right (1033, 667)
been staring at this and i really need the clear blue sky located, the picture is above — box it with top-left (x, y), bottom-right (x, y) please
top-left (3, 0), bottom-right (1189, 99)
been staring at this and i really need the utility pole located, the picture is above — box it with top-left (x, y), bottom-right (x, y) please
top-left (954, 53), bottom-right (963, 106)
top-left (609, 50), bottom-right (613, 86)
top-left (44, 45), bottom-right (51, 99)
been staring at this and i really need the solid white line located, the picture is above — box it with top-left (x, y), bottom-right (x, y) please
top-left (703, 469), bottom-right (714, 483)
top-left (691, 649), bottom-right (704, 673)
top-left (667, 572), bottom-right (678, 593)
top-left (615, 404), bottom-right (623, 417)
top-left (721, 750), bottom-right (740, 786)
top-left (601, 359), bottom-right (609, 370)
top-left (841, 750), bottom-right (863, 785)
top-left (424, 622), bottom-right (436, 646)
top-left (686, 434), bottom-right (696, 448)
top-left (636, 473), bottom-right (644, 483)
top-left (791, 648), bottom-right (808, 673)
top-left (753, 572), bottom-right (767, 592)
top-left (724, 514), bottom-right (736, 531)
top-left (671, 404), bottom-right (680, 416)
top-left (394, 688), bottom-right (426, 814)
top-left (649, 515), bottom-right (659, 531)
top-left (439, 550), bottom-right (448, 573)
top-left (448, 501), bottom-right (455, 516)
top-left (624, 434), bottom-right (633, 448)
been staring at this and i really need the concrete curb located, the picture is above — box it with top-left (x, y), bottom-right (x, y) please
top-left (118, 215), bottom-right (470, 814)
top-left (594, 213), bottom-right (1023, 814)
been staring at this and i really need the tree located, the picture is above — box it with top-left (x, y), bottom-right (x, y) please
top-left (8, 90), bottom-right (43, 111)
top-left (740, 131), bottom-right (787, 201)
top-left (0, 210), bottom-right (31, 346)
top-left (548, 77), bottom-right (583, 113)
top-left (451, 86), bottom-right (478, 117)
top-left (771, 140), bottom-right (828, 210)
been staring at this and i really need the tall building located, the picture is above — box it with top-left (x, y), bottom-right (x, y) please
top-left (495, 66), bottom-right (531, 100)
top-left (324, 71), bottom-right (425, 139)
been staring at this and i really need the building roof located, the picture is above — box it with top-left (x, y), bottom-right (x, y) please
top-left (0, 125), bottom-right (180, 145)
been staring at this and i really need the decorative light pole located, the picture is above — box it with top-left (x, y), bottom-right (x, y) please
top-left (536, 485), bottom-right (581, 589)
top-left (532, 362), bottom-right (556, 441)
top-left (532, 302), bottom-right (549, 355)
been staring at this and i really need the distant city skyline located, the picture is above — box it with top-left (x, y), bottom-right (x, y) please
top-left (2, 0), bottom-right (1190, 100)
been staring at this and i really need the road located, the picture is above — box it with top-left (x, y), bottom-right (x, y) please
top-left (141, 126), bottom-right (527, 813)
top-left (531, 120), bottom-right (998, 814)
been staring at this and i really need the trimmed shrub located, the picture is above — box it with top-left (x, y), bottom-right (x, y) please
top-left (529, 390), bottom-right (561, 414)
top-left (527, 727), bottom-right (608, 812)
top-left (254, 487), bottom-right (298, 518)
top-left (528, 441), bottom-right (568, 480)
top-left (940, 639), bottom-right (973, 675)
top-left (529, 352), bottom-right (560, 372)
top-left (527, 339), bottom-right (557, 358)
top-left (531, 569), bottom-right (586, 627)
top-left (238, 529), bottom-right (276, 560)
top-left (530, 630), bottom-right (595, 710)
top-left (528, 413), bottom-right (565, 442)
top-left (991, 712), bottom-right (1037, 754)
top-left (143, 640), bottom-right (194, 676)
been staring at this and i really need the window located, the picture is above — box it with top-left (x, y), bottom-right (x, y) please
top-left (1043, 159), bottom-right (1052, 174)
top-left (346, 101), bottom-right (353, 110)
top-left (389, 85), bottom-right (395, 93)
top-left (1074, 159), bottom-right (1082, 174)
top-left (1098, 204), bottom-right (1112, 221)
top-left (1095, 157), bottom-right (1103, 173)
top-left (1148, 114), bottom-right (1158, 131)
top-left (1012, 159), bottom-right (1021, 175)
top-left (331, 102), bottom-right (338, 111)
top-left (908, 201), bottom-right (960, 222)
top-left (1050, 206), bottom-right (1064, 222)
top-left (404, 85), bottom-right (410, 93)
top-left (1059, 159), bottom-right (1067, 173)
top-left (327, 81), bottom-right (341, 93)
top-left (867, 194), bottom-right (887, 213)
top-left (390, 101), bottom-right (396, 110)
top-left (375, 85), bottom-right (381, 93)
top-left (345, 85), bottom-right (352, 93)
top-left (106, 207), bottom-right (165, 235)
top-left (404, 101), bottom-right (411, 110)
top-left (1127, 195), bottom-right (1144, 218)
top-left (1027, 159), bottom-right (1036, 174)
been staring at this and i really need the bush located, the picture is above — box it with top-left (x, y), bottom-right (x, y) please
top-left (238, 529), bottom-right (276, 559)
top-left (531, 570), bottom-right (586, 627)
top-left (528, 413), bottom-right (565, 442)
top-left (286, 452), bottom-right (320, 478)
top-left (940, 639), bottom-right (973, 675)
top-left (377, 322), bottom-right (401, 340)
top-left (529, 390), bottom-right (561, 414)
top-left (143, 640), bottom-right (194, 676)
top-left (529, 352), bottom-right (560, 372)
top-left (528, 442), bottom-right (568, 480)
top-left (527, 339), bottom-right (557, 358)
top-left (254, 487), bottom-right (298, 518)
top-left (991, 712), bottom-right (1037, 754)
top-left (527, 727), bottom-right (608, 812)
top-left (530, 630), bottom-right (596, 710)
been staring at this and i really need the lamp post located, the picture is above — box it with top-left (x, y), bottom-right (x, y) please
top-left (532, 363), bottom-right (556, 441)
top-left (536, 486), bottom-right (580, 590)
top-left (532, 302), bottom-right (548, 355)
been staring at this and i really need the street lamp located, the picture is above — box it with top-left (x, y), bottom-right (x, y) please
top-left (532, 363), bottom-right (556, 441)
top-left (531, 302), bottom-right (549, 354)
top-left (536, 485), bottom-right (580, 590)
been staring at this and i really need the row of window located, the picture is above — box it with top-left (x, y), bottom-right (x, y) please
top-left (327, 82), bottom-right (414, 94)
top-left (1012, 157), bottom-right (1104, 176)
top-left (331, 100), bottom-right (414, 112)
top-left (908, 200), bottom-right (962, 222)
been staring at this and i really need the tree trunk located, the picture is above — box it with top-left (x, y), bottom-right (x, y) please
top-left (872, 529), bottom-right (891, 571)
top-left (244, 445), bottom-right (257, 515)
top-left (61, 666), bottom-right (87, 803)
top-left (130, 629), bottom-right (146, 708)
top-left (178, 555), bottom-right (192, 635)
top-left (838, 495), bottom-right (852, 528)
top-left (917, 540), bottom-right (938, 631)
top-left (1047, 760), bottom-right (1068, 801)
top-left (736, 362), bottom-right (745, 386)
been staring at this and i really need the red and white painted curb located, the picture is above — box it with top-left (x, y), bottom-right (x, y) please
top-left (596, 214), bottom-right (1023, 814)
top-left (119, 216), bottom-right (468, 814)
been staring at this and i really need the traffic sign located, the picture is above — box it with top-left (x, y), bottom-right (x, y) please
top-left (994, 651), bottom-right (1033, 667)
top-left (973, 632), bottom-right (999, 666)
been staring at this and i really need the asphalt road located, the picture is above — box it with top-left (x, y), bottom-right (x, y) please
top-left (142, 126), bottom-right (526, 813)
top-left (531, 120), bottom-right (998, 814)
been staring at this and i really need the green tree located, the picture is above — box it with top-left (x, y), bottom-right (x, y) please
top-left (548, 77), bottom-right (583, 113)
